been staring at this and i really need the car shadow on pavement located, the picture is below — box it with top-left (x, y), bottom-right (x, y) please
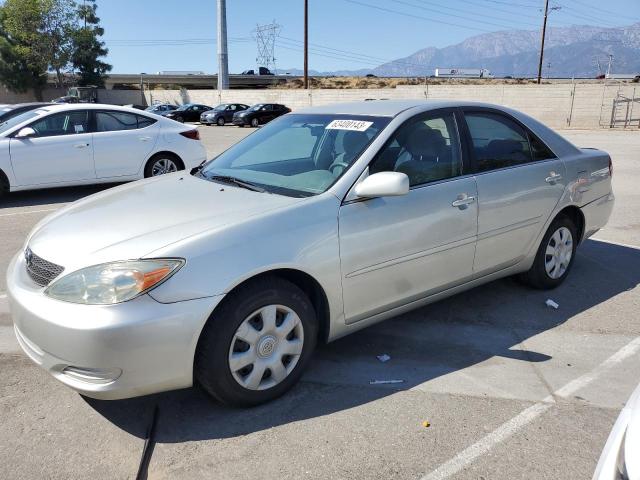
top-left (0, 184), bottom-right (122, 208)
top-left (85, 238), bottom-right (640, 443)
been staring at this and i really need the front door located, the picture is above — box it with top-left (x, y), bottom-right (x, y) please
top-left (462, 110), bottom-right (567, 275)
top-left (338, 110), bottom-right (478, 323)
top-left (9, 110), bottom-right (95, 186)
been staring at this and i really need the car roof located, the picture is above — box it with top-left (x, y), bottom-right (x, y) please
top-left (295, 100), bottom-right (511, 117)
top-left (29, 103), bottom-right (155, 115)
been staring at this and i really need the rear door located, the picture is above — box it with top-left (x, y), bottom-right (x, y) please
top-left (92, 110), bottom-right (159, 178)
top-left (461, 109), bottom-right (566, 275)
top-left (9, 109), bottom-right (95, 186)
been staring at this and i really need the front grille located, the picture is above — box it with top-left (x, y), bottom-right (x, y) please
top-left (24, 248), bottom-right (64, 287)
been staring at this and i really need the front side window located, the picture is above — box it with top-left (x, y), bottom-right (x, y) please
top-left (199, 114), bottom-right (389, 196)
top-left (370, 111), bottom-right (462, 187)
top-left (465, 112), bottom-right (533, 172)
top-left (29, 110), bottom-right (90, 137)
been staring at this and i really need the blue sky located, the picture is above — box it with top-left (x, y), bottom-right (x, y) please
top-left (96, 0), bottom-right (640, 73)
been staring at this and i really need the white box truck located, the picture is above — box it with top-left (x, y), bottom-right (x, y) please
top-left (435, 68), bottom-right (494, 79)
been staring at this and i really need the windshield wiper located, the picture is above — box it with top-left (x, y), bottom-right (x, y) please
top-left (207, 175), bottom-right (266, 193)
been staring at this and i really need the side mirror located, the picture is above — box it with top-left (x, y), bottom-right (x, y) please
top-left (14, 127), bottom-right (36, 139)
top-left (354, 172), bottom-right (409, 198)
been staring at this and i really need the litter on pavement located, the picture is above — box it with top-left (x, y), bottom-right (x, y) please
top-left (376, 354), bottom-right (391, 362)
top-left (369, 379), bottom-right (404, 385)
top-left (545, 299), bottom-right (560, 309)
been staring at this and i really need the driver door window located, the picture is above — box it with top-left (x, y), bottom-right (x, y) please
top-left (29, 110), bottom-right (90, 137)
top-left (369, 112), bottom-right (463, 187)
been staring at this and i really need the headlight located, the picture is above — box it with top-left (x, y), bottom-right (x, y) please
top-left (44, 259), bottom-right (184, 305)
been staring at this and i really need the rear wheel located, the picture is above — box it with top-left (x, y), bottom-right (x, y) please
top-left (195, 277), bottom-right (317, 406)
top-left (144, 154), bottom-right (183, 178)
top-left (519, 215), bottom-right (577, 289)
top-left (217, 117), bottom-right (225, 126)
top-left (0, 171), bottom-right (8, 200)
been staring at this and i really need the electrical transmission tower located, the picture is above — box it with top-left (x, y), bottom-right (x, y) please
top-left (253, 22), bottom-right (281, 73)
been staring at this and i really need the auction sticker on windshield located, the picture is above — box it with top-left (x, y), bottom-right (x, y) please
top-left (326, 119), bottom-right (373, 131)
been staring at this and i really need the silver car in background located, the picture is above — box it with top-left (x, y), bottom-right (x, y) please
top-left (6, 101), bottom-right (614, 406)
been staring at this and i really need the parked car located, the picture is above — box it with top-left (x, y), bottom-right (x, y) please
top-left (232, 103), bottom-right (290, 127)
top-left (163, 103), bottom-right (213, 123)
top-left (593, 381), bottom-right (640, 479)
top-left (52, 96), bottom-right (81, 104)
top-left (241, 67), bottom-right (273, 75)
top-left (145, 104), bottom-right (177, 114)
top-left (200, 103), bottom-right (250, 126)
top-left (0, 103), bottom-right (53, 123)
top-left (7, 100), bottom-right (614, 407)
top-left (0, 103), bottom-right (206, 197)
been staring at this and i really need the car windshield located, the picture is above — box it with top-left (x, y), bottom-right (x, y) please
top-left (248, 104), bottom-right (265, 112)
top-left (175, 105), bottom-right (191, 111)
top-left (198, 114), bottom-right (390, 197)
top-left (0, 110), bottom-right (42, 135)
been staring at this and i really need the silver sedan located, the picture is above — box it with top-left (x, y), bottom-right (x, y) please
top-left (6, 101), bottom-right (614, 406)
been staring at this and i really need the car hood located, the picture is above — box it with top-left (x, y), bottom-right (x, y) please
top-left (26, 173), bottom-right (304, 271)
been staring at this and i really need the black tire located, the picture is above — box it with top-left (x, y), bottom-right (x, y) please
top-left (175, 116), bottom-right (184, 123)
top-left (143, 153), bottom-right (184, 178)
top-left (217, 117), bottom-right (225, 126)
top-left (0, 170), bottom-right (8, 200)
top-left (519, 214), bottom-right (577, 289)
top-left (195, 276), bottom-right (318, 407)
top-left (251, 117), bottom-right (260, 128)
top-left (238, 124), bottom-right (245, 128)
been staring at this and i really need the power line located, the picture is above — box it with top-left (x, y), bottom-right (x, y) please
top-left (564, 0), bottom-right (640, 22)
top-left (391, 0), bottom-right (541, 29)
top-left (341, 0), bottom-right (495, 33)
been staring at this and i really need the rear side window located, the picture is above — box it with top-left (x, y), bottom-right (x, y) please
top-left (529, 133), bottom-right (556, 161)
top-left (465, 112), bottom-right (532, 172)
top-left (96, 111), bottom-right (157, 132)
top-left (29, 110), bottom-right (90, 137)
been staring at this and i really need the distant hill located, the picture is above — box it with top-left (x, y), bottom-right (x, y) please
top-left (283, 23), bottom-right (640, 78)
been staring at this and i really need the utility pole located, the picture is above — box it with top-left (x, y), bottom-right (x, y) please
top-left (537, 0), bottom-right (549, 84)
top-left (304, 0), bottom-right (309, 89)
top-left (217, 0), bottom-right (229, 91)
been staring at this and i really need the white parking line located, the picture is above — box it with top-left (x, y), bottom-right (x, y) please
top-left (0, 207), bottom-right (58, 218)
top-left (421, 336), bottom-right (640, 480)
top-left (591, 236), bottom-right (640, 251)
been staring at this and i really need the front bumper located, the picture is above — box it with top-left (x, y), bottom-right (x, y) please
top-left (200, 115), bottom-right (214, 124)
top-left (6, 253), bottom-right (224, 400)
top-left (232, 117), bottom-right (247, 126)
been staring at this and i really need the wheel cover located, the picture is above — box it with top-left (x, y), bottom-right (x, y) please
top-left (544, 226), bottom-right (573, 279)
top-left (151, 158), bottom-right (178, 176)
top-left (228, 304), bottom-right (304, 391)
top-left (251, 118), bottom-right (259, 127)
top-left (217, 117), bottom-right (225, 126)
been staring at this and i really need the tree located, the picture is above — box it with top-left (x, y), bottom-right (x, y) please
top-left (0, 0), bottom-right (77, 98)
top-left (71, 0), bottom-right (111, 87)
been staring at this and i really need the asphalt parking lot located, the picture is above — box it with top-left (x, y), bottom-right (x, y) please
top-left (1, 125), bottom-right (639, 479)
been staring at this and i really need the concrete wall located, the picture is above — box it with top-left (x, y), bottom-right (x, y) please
top-left (3, 82), bottom-right (637, 129)
top-left (144, 83), bottom-right (638, 129)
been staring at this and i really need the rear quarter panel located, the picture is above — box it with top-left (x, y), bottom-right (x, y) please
top-left (561, 148), bottom-right (612, 207)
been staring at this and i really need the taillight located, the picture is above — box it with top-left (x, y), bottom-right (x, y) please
top-left (180, 129), bottom-right (200, 140)
top-left (608, 157), bottom-right (613, 177)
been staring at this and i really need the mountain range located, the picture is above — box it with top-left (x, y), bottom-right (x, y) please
top-left (282, 22), bottom-right (640, 78)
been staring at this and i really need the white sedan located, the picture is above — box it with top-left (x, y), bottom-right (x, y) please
top-left (0, 104), bottom-right (207, 197)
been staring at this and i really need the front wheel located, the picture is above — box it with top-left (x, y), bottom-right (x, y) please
top-left (195, 277), bottom-right (317, 406)
top-left (251, 117), bottom-right (260, 128)
top-left (217, 117), bottom-right (225, 126)
top-left (519, 215), bottom-right (577, 289)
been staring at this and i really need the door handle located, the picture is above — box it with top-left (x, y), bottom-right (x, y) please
top-left (73, 143), bottom-right (90, 149)
top-left (545, 172), bottom-right (562, 184)
top-left (452, 194), bottom-right (476, 209)
top-left (139, 136), bottom-right (152, 142)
